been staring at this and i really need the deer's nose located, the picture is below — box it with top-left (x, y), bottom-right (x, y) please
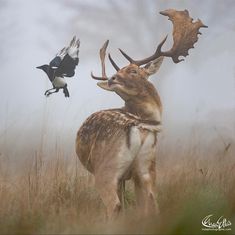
top-left (108, 76), bottom-right (117, 86)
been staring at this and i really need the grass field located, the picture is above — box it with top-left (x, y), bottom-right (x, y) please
top-left (0, 135), bottom-right (234, 234)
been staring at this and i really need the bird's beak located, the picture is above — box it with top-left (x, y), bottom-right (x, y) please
top-left (36, 66), bottom-right (42, 69)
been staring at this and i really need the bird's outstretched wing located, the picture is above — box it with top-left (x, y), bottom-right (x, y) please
top-left (55, 36), bottom-right (80, 77)
top-left (49, 47), bottom-right (67, 69)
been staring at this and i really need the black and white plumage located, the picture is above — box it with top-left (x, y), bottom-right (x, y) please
top-left (36, 36), bottom-right (80, 97)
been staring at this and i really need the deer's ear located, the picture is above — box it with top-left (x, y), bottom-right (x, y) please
top-left (97, 81), bottom-right (114, 91)
top-left (144, 56), bottom-right (164, 76)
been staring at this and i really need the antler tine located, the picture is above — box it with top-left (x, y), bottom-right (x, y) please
top-left (134, 36), bottom-right (168, 66)
top-left (108, 53), bottom-right (120, 71)
top-left (91, 40), bottom-right (109, 81)
top-left (118, 36), bottom-right (167, 66)
top-left (91, 72), bottom-right (107, 80)
top-left (118, 49), bottom-right (134, 63)
top-left (100, 40), bottom-right (109, 79)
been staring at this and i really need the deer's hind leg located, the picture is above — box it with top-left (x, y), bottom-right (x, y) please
top-left (95, 174), bottom-right (121, 219)
top-left (93, 130), bottom-right (139, 219)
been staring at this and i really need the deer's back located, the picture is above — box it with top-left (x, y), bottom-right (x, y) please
top-left (76, 109), bottom-right (160, 176)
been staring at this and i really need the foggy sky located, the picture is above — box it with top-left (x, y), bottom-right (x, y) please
top-left (0, 0), bottom-right (234, 158)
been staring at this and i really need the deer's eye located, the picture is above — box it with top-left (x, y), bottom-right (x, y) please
top-left (130, 70), bottom-right (137, 75)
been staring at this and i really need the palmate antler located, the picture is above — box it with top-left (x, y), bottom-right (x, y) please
top-left (119, 9), bottom-right (208, 65)
top-left (91, 9), bottom-right (207, 80)
top-left (159, 9), bottom-right (208, 63)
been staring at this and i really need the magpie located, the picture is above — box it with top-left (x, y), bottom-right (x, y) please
top-left (36, 36), bottom-right (80, 97)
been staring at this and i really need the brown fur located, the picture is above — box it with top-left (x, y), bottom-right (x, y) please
top-left (76, 62), bottom-right (163, 219)
top-left (112, 64), bottom-right (162, 120)
top-left (76, 8), bottom-right (207, 218)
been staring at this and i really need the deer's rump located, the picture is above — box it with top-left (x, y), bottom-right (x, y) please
top-left (75, 109), bottom-right (144, 173)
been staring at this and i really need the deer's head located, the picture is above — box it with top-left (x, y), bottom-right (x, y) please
top-left (91, 9), bottom-right (207, 120)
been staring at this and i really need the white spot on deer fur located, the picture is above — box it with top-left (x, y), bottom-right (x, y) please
top-left (116, 126), bottom-right (141, 178)
top-left (115, 126), bottom-right (158, 179)
top-left (135, 132), bottom-right (156, 176)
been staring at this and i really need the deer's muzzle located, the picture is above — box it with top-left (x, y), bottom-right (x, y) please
top-left (108, 75), bottom-right (122, 87)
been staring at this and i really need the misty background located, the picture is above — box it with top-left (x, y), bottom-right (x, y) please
top-left (0, 0), bottom-right (234, 164)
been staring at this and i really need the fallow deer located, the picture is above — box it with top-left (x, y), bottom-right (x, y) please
top-left (76, 9), bottom-right (207, 219)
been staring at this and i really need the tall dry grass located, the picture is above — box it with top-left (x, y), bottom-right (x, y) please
top-left (0, 139), bottom-right (234, 234)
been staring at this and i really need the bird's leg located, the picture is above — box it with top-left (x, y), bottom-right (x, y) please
top-left (44, 88), bottom-right (56, 96)
top-left (46, 89), bottom-right (60, 97)
top-left (45, 88), bottom-right (59, 97)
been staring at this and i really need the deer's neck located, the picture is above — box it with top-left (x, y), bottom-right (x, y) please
top-left (123, 90), bottom-right (162, 123)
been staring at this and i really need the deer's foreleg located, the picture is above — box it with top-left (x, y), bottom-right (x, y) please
top-left (134, 166), bottom-right (159, 217)
top-left (133, 133), bottom-right (160, 217)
